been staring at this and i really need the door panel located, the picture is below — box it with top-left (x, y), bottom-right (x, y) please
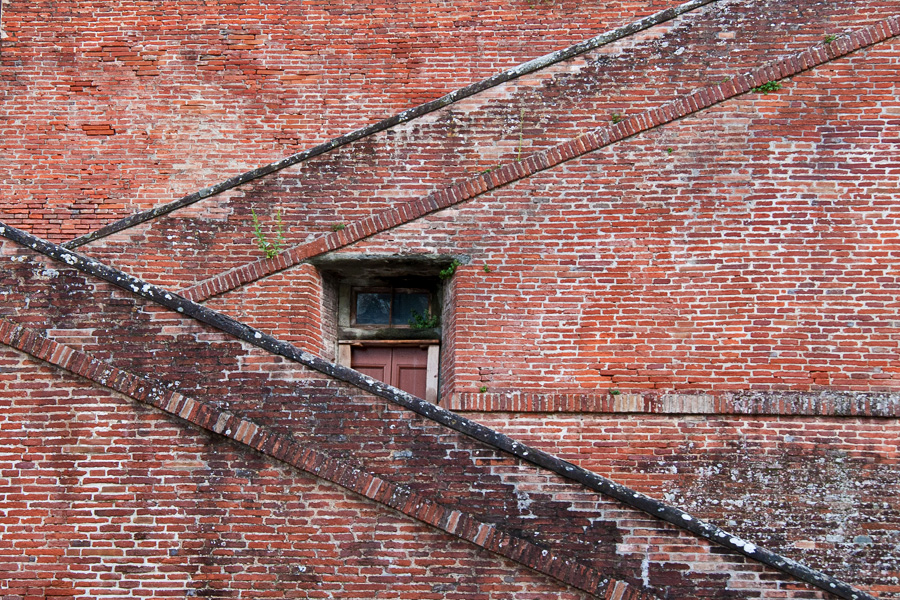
top-left (392, 346), bottom-right (428, 399)
top-left (350, 346), bottom-right (392, 383)
top-left (351, 345), bottom-right (428, 399)
top-left (395, 365), bottom-right (428, 399)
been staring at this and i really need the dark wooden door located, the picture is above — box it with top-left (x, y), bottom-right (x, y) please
top-left (350, 345), bottom-right (429, 399)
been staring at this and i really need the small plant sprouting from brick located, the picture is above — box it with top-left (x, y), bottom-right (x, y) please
top-left (751, 81), bottom-right (782, 94)
top-left (611, 113), bottom-right (623, 124)
top-left (331, 223), bottom-right (346, 232)
top-left (479, 385), bottom-right (488, 393)
top-left (824, 34), bottom-right (837, 44)
top-left (251, 208), bottom-right (285, 259)
top-left (409, 310), bottom-right (440, 330)
top-left (483, 264), bottom-right (492, 273)
top-left (439, 259), bottom-right (461, 280)
top-left (609, 389), bottom-right (621, 396)
top-left (666, 147), bottom-right (674, 155)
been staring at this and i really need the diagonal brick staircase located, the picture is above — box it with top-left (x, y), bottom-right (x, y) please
top-left (2, 1), bottom-right (898, 597)
top-left (71, 0), bottom-right (900, 295)
top-left (0, 221), bottom-right (882, 599)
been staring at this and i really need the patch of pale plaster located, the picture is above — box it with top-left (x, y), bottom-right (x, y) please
top-left (0, 0), bottom-right (8, 41)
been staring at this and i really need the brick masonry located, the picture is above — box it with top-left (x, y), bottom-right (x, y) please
top-left (132, 12), bottom-right (900, 407)
top-left (335, 28), bottom-right (900, 405)
top-left (76, 1), bottom-right (900, 292)
top-left (1, 0), bottom-right (687, 242)
top-left (463, 411), bottom-right (900, 597)
top-left (0, 235), bottom-right (863, 598)
top-left (0, 345), bottom-right (602, 600)
top-left (2, 0), bottom-right (899, 598)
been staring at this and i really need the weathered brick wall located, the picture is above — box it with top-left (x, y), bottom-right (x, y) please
top-left (201, 262), bottom-right (331, 358)
top-left (66, 3), bottom-right (900, 407)
top-left (1, 0), bottom-right (681, 242)
top-left (0, 348), bottom-right (598, 600)
top-left (340, 33), bottom-right (900, 401)
top-left (0, 235), bottom-right (852, 598)
top-left (3, 0), bottom-right (899, 597)
top-left (76, 0), bottom-right (899, 290)
top-left (462, 411), bottom-right (900, 597)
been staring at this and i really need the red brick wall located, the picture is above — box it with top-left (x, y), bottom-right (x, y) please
top-left (68, 5), bottom-right (900, 408)
top-left (344, 33), bottom-right (900, 401)
top-left (0, 349), bottom-right (597, 600)
top-left (3, 1), bottom-right (900, 597)
top-left (1, 0), bottom-right (680, 242)
top-left (0, 237), bottom-right (853, 599)
top-left (75, 0), bottom-right (899, 290)
top-left (462, 411), bottom-right (900, 597)
top-left (203, 262), bottom-right (330, 358)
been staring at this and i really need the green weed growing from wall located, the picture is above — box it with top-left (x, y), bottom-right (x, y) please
top-left (251, 208), bottom-right (285, 259)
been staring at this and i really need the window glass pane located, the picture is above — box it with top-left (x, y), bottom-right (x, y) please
top-left (393, 292), bottom-right (430, 325)
top-left (356, 292), bottom-right (391, 324)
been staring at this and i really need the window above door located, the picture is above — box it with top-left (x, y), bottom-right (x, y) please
top-left (353, 287), bottom-right (432, 327)
top-left (310, 252), bottom-right (464, 403)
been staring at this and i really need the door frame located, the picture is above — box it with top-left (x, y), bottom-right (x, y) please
top-left (338, 340), bottom-right (440, 403)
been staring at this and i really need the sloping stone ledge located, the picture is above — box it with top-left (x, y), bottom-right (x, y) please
top-left (62, 0), bottom-right (718, 250)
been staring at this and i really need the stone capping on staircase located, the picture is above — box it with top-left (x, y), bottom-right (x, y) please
top-left (0, 221), bottom-right (880, 600)
top-left (175, 15), bottom-right (900, 306)
top-left (0, 317), bottom-right (653, 600)
top-left (61, 0), bottom-right (718, 250)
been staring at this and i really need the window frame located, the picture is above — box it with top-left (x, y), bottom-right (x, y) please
top-left (350, 286), bottom-right (433, 328)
